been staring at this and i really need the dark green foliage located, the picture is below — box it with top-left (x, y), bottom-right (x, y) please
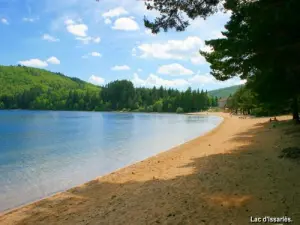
top-left (200, 0), bottom-right (300, 120)
top-left (176, 107), bottom-right (184, 114)
top-left (99, 82), bottom-right (216, 113)
top-left (226, 86), bottom-right (257, 115)
top-left (226, 85), bottom-right (297, 117)
top-left (101, 80), bottom-right (136, 110)
top-left (145, 0), bottom-right (300, 121)
top-left (279, 147), bottom-right (300, 159)
top-left (0, 65), bottom-right (101, 111)
top-left (144, 0), bottom-right (221, 33)
top-left (0, 65), bottom-right (218, 113)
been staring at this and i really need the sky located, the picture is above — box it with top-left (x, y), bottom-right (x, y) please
top-left (0, 0), bottom-right (246, 91)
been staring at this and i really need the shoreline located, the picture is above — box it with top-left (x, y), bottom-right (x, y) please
top-left (0, 108), bottom-right (217, 116)
top-left (1, 112), bottom-right (300, 224)
top-left (0, 113), bottom-right (224, 215)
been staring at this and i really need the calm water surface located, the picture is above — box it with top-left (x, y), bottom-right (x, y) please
top-left (0, 110), bottom-right (223, 212)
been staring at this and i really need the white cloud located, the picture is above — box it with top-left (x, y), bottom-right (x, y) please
top-left (131, 71), bottom-right (245, 89)
top-left (88, 75), bottom-right (105, 86)
top-left (75, 36), bottom-right (101, 44)
top-left (67, 24), bottom-right (88, 36)
top-left (111, 65), bottom-right (130, 71)
top-left (65, 19), bottom-right (88, 37)
top-left (217, 77), bottom-right (247, 87)
top-left (23, 17), bottom-right (39, 22)
top-left (42, 34), bottom-right (60, 42)
top-left (104, 18), bottom-right (112, 24)
top-left (93, 37), bottom-right (101, 43)
top-left (1, 18), bottom-right (9, 25)
top-left (82, 52), bottom-right (102, 58)
top-left (76, 37), bottom-right (91, 44)
top-left (145, 29), bottom-right (156, 36)
top-left (188, 72), bottom-right (247, 88)
top-left (190, 53), bottom-right (206, 65)
top-left (18, 56), bottom-right (60, 68)
top-left (102, 7), bottom-right (128, 18)
top-left (47, 56), bottom-right (60, 64)
top-left (64, 19), bottom-right (100, 44)
top-left (157, 63), bottom-right (194, 76)
top-left (112, 17), bottom-right (139, 31)
top-left (237, 79), bottom-right (247, 85)
top-left (188, 73), bottom-right (217, 84)
top-left (137, 68), bottom-right (142, 72)
top-left (90, 52), bottom-right (101, 57)
top-left (137, 36), bottom-right (205, 63)
top-left (18, 59), bottom-right (48, 68)
top-left (187, 11), bottom-right (230, 40)
top-left (132, 73), bottom-right (189, 88)
top-left (201, 45), bottom-right (213, 53)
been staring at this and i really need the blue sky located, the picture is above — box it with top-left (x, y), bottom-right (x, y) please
top-left (0, 0), bottom-right (246, 91)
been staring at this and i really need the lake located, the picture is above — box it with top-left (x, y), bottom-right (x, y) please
top-left (0, 110), bottom-right (223, 212)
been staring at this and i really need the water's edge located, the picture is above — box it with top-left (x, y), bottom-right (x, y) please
top-left (1, 113), bottom-right (224, 214)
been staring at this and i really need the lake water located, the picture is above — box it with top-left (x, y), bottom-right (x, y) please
top-left (0, 110), bottom-right (223, 212)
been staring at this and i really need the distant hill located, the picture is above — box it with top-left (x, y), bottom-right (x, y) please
top-left (0, 65), bottom-right (99, 96)
top-left (0, 65), bottom-right (235, 111)
top-left (208, 85), bottom-right (243, 98)
top-left (0, 65), bottom-right (101, 110)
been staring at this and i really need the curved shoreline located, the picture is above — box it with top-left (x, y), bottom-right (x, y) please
top-left (2, 112), bottom-right (299, 225)
top-left (0, 113), bottom-right (224, 215)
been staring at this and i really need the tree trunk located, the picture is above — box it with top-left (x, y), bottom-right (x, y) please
top-left (292, 96), bottom-right (299, 122)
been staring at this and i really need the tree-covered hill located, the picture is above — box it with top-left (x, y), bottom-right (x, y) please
top-left (208, 85), bottom-right (243, 99)
top-left (0, 65), bottom-right (219, 112)
top-left (0, 65), bottom-right (101, 110)
top-left (0, 65), bottom-right (99, 96)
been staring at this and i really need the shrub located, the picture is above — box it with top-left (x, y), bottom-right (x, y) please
top-left (176, 107), bottom-right (184, 114)
top-left (279, 147), bottom-right (300, 159)
top-left (146, 105), bottom-right (153, 112)
top-left (251, 107), bottom-right (270, 117)
top-left (135, 106), bottom-right (144, 112)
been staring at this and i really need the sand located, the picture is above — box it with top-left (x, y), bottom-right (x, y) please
top-left (1, 112), bottom-right (300, 225)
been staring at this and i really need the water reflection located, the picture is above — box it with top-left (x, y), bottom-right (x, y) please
top-left (0, 110), bottom-right (223, 211)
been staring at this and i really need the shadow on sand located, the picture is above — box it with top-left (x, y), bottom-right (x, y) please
top-left (2, 120), bottom-right (300, 225)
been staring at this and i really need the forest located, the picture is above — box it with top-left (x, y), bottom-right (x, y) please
top-left (226, 86), bottom-right (294, 117)
top-left (2, 0), bottom-right (300, 119)
top-left (0, 65), bottom-right (218, 113)
top-left (145, 0), bottom-right (300, 122)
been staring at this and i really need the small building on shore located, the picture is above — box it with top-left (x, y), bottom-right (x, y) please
top-left (218, 97), bottom-right (228, 109)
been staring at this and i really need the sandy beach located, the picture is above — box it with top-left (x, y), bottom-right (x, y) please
top-left (1, 112), bottom-right (300, 225)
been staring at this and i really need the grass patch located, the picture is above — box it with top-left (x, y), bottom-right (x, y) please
top-left (279, 147), bottom-right (300, 159)
top-left (284, 127), bottom-right (300, 135)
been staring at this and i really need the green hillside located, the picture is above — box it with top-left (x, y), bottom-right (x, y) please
top-left (0, 65), bottom-right (219, 112)
top-left (0, 65), bottom-right (101, 110)
top-left (208, 85), bottom-right (243, 98)
top-left (0, 65), bottom-right (99, 96)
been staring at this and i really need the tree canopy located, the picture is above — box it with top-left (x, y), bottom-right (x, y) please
top-left (145, 0), bottom-right (300, 121)
top-left (200, 0), bottom-right (300, 120)
top-left (144, 0), bottom-right (222, 33)
top-left (0, 65), bottom-right (219, 112)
